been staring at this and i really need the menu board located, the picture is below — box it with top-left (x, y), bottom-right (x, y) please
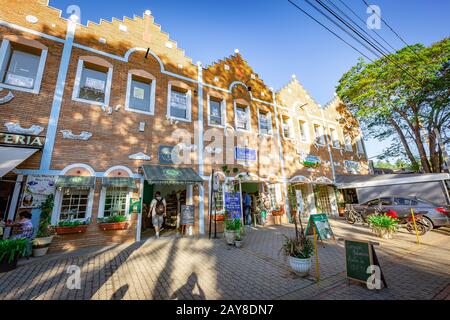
top-left (305, 214), bottom-right (334, 240)
top-left (345, 240), bottom-right (373, 283)
top-left (225, 192), bottom-right (242, 219)
top-left (180, 205), bottom-right (195, 225)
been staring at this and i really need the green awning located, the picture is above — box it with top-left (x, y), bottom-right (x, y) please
top-left (142, 165), bottom-right (204, 185)
top-left (56, 176), bottom-right (96, 188)
top-left (102, 177), bottom-right (136, 188)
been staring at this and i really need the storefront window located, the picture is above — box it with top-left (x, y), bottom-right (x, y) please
top-left (104, 187), bottom-right (128, 217)
top-left (60, 188), bottom-right (89, 220)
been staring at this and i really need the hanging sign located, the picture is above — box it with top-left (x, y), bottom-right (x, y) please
top-left (235, 147), bottom-right (257, 162)
top-left (129, 198), bottom-right (142, 214)
top-left (20, 175), bottom-right (57, 208)
top-left (225, 192), bottom-right (242, 219)
top-left (302, 155), bottom-right (321, 168)
top-left (180, 205), bottom-right (195, 225)
top-left (305, 214), bottom-right (335, 240)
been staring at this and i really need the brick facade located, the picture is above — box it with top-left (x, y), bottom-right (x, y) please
top-left (0, 0), bottom-right (368, 251)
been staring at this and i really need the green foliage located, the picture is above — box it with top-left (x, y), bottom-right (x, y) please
top-left (224, 218), bottom-right (241, 231)
top-left (367, 214), bottom-right (399, 234)
top-left (98, 215), bottom-right (127, 224)
top-left (0, 239), bottom-right (28, 264)
top-left (57, 219), bottom-right (89, 228)
top-left (37, 195), bottom-right (54, 238)
top-left (280, 235), bottom-right (314, 259)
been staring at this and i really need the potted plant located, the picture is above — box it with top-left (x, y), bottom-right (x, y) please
top-left (337, 201), bottom-right (346, 217)
top-left (55, 218), bottom-right (90, 235)
top-left (32, 195), bottom-right (55, 257)
top-left (0, 238), bottom-right (28, 273)
top-left (98, 215), bottom-right (129, 231)
top-left (224, 218), bottom-right (241, 245)
top-left (367, 214), bottom-right (398, 239)
top-left (234, 232), bottom-right (243, 248)
top-left (280, 214), bottom-right (314, 277)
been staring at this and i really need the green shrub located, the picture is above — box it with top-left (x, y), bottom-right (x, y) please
top-left (57, 219), bottom-right (89, 228)
top-left (0, 239), bottom-right (28, 263)
top-left (367, 214), bottom-right (399, 233)
top-left (280, 235), bottom-right (314, 259)
top-left (224, 218), bottom-right (241, 231)
top-left (98, 215), bottom-right (127, 224)
top-left (37, 195), bottom-right (54, 238)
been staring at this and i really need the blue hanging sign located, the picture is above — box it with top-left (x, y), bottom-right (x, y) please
top-left (235, 147), bottom-right (257, 162)
top-left (225, 192), bottom-right (242, 219)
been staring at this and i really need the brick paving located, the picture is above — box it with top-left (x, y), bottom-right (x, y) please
top-left (0, 219), bottom-right (449, 300)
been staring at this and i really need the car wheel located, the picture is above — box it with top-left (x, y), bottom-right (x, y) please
top-left (422, 216), bottom-right (434, 231)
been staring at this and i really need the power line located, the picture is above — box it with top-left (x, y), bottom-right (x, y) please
top-left (287, 0), bottom-right (375, 62)
top-left (361, 0), bottom-right (427, 63)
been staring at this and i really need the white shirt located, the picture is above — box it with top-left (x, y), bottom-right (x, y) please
top-left (150, 198), bottom-right (166, 216)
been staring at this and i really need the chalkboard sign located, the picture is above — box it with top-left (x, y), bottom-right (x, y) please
top-left (345, 240), bottom-right (373, 283)
top-left (180, 205), bottom-right (195, 225)
top-left (225, 193), bottom-right (242, 219)
top-left (305, 214), bottom-right (334, 240)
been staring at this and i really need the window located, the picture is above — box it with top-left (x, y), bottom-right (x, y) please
top-left (380, 197), bottom-right (393, 205)
top-left (169, 86), bottom-right (191, 121)
top-left (298, 120), bottom-right (308, 142)
top-left (356, 137), bottom-right (365, 154)
top-left (259, 111), bottom-right (272, 135)
top-left (330, 128), bottom-right (340, 148)
top-left (365, 199), bottom-right (380, 207)
top-left (125, 72), bottom-right (155, 114)
top-left (235, 104), bottom-right (250, 131)
top-left (282, 117), bottom-right (294, 139)
top-left (394, 198), bottom-right (411, 206)
top-left (314, 124), bottom-right (325, 145)
top-left (73, 57), bottom-right (113, 106)
top-left (60, 188), bottom-right (89, 220)
top-left (103, 187), bottom-right (128, 217)
top-left (0, 38), bottom-right (47, 93)
top-left (344, 160), bottom-right (361, 174)
top-left (344, 134), bottom-right (353, 151)
top-left (209, 98), bottom-right (223, 126)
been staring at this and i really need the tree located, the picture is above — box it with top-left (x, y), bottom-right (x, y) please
top-left (337, 38), bottom-right (450, 173)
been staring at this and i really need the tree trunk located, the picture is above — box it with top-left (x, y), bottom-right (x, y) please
top-left (389, 118), bottom-right (419, 169)
top-left (412, 126), bottom-right (432, 173)
top-left (428, 131), bottom-right (442, 173)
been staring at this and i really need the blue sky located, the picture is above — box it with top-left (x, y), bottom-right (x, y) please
top-left (49, 0), bottom-right (450, 161)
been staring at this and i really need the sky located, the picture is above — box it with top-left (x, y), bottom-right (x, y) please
top-left (49, 0), bottom-right (450, 161)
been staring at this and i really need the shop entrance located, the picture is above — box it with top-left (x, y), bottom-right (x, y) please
top-left (240, 182), bottom-right (263, 226)
top-left (0, 181), bottom-right (15, 223)
top-left (313, 185), bottom-right (333, 216)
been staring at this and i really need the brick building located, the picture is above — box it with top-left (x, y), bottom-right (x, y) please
top-left (0, 0), bottom-right (368, 251)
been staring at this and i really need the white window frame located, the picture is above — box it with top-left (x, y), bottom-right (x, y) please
top-left (72, 58), bottom-right (113, 107)
top-left (167, 83), bottom-right (192, 122)
top-left (207, 95), bottom-right (226, 128)
top-left (257, 109), bottom-right (273, 136)
top-left (234, 101), bottom-right (251, 133)
top-left (297, 117), bottom-right (310, 143)
top-left (344, 134), bottom-right (353, 152)
top-left (313, 122), bottom-right (326, 146)
top-left (0, 39), bottom-right (47, 94)
top-left (124, 72), bottom-right (156, 116)
top-left (282, 116), bottom-right (295, 140)
top-left (52, 187), bottom-right (95, 224)
top-left (329, 126), bottom-right (341, 149)
top-left (98, 187), bottom-right (132, 219)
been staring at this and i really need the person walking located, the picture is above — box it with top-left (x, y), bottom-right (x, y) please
top-left (243, 192), bottom-right (252, 226)
top-left (148, 192), bottom-right (166, 239)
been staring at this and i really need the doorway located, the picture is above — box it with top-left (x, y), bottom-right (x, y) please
top-left (241, 182), bottom-right (262, 226)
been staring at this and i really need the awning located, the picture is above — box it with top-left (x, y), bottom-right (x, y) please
top-left (336, 173), bottom-right (450, 189)
top-left (102, 177), bottom-right (136, 188)
top-left (142, 165), bottom-right (203, 185)
top-left (0, 146), bottom-right (38, 177)
top-left (56, 176), bottom-right (96, 188)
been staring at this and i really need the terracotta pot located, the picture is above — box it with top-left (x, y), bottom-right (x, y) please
top-left (98, 221), bottom-right (129, 231)
top-left (56, 225), bottom-right (88, 235)
top-left (214, 215), bottom-right (225, 222)
top-left (338, 208), bottom-right (345, 217)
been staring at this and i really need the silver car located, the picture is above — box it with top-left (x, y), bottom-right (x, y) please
top-left (352, 196), bottom-right (450, 230)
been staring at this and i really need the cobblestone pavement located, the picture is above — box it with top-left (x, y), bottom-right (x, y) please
top-left (0, 219), bottom-right (449, 300)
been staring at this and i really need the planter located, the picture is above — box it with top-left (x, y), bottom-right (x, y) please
top-left (98, 221), bottom-right (129, 231)
top-left (288, 256), bottom-right (311, 277)
top-left (32, 236), bottom-right (54, 247)
top-left (214, 215), bottom-right (225, 222)
top-left (32, 246), bottom-right (50, 257)
top-left (224, 230), bottom-right (236, 245)
top-left (0, 256), bottom-right (19, 273)
top-left (372, 228), bottom-right (394, 239)
top-left (338, 208), bottom-right (345, 217)
top-left (56, 225), bottom-right (88, 235)
top-left (234, 240), bottom-right (243, 248)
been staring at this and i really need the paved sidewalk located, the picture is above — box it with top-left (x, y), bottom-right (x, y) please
top-left (0, 219), bottom-right (449, 300)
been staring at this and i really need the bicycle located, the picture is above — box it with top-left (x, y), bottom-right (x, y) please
top-left (344, 204), bottom-right (365, 225)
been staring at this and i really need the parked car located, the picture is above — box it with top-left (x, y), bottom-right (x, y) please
top-left (351, 196), bottom-right (450, 230)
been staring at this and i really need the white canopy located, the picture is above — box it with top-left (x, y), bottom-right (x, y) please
top-left (0, 146), bottom-right (38, 177)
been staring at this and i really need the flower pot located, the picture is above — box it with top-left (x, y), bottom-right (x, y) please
top-left (288, 256), bottom-right (311, 277)
top-left (214, 215), bottom-right (225, 222)
top-left (32, 246), bottom-right (50, 257)
top-left (235, 240), bottom-right (243, 248)
top-left (56, 225), bottom-right (88, 235)
top-left (224, 230), bottom-right (236, 245)
top-left (0, 256), bottom-right (19, 273)
top-left (338, 208), bottom-right (345, 217)
top-left (372, 228), bottom-right (393, 239)
top-left (32, 236), bottom-right (54, 247)
top-left (98, 221), bottom-right (129, 231)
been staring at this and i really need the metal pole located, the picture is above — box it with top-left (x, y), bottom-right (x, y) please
top-left (209, 170), bottom-right (214, 239)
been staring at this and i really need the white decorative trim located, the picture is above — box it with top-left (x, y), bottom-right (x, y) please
top-left (26, 15), bottom-right (38, 24)
top-left (205, 146), bottom-right (223, 154)
top-left (129, 152), bottom-right (152, 161)
top-left (60, 130), bottom-right (92, 141)
top-left (60, 163), bottom-right (96, 176)
top-left (0, 88), bottom-right (14, 104)
top-left (176, 143), bottom-right (197, 152)
top-left (5, 122), bottom-right (44, 135)
top-left (104, 165), bottom-right (134, 177)
top-left (289, 175), bottom-right (312, 184)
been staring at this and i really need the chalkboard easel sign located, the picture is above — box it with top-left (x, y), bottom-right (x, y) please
top-left (180, 205), bottom-right (195, 226)
top-left (344, 239), bottom-right (387, 289)
top-left (305, 214), bottom-right (335, 241)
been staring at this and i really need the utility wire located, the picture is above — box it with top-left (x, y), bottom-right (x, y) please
top-left (287, 0), bottom-right (375, 62)
top-left (361, 0), bottom-right (427, 63)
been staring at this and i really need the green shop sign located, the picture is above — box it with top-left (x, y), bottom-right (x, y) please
top-left (302, 155), bottom-right (321, 168)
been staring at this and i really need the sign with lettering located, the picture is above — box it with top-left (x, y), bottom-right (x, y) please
top-left (0, 132), bottom-right (45, 149)
top-left (225, 192), bottom-right (242, 219)
top-left (302, 155), bottom-right (321, 168)
top-left (305, 214), bottom-right (335, 240)
top-left (21, 175), bottom-right (57, 209)
top-left (235, 147), bottom-right (257, 162)
top-left (180, 205), bottom-right (195, 225)
top-left (129, 198), bottom-right (142, 214)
